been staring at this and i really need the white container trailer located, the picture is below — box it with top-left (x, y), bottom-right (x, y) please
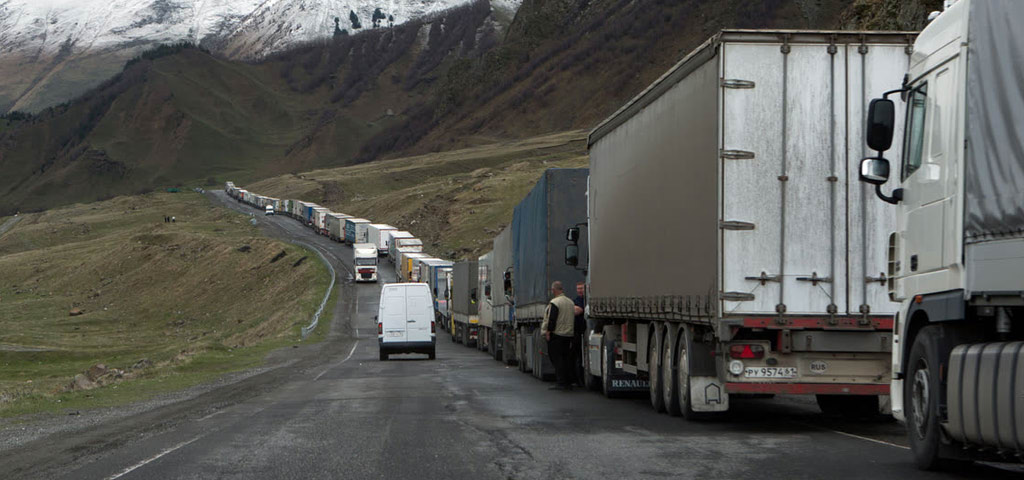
top-left (578, 30), bottom-right (914, 415)
top-left (326, 213), bottom-right (352, 241)
top-left (368, 224), bottom-right (398, 256)
top-left (386, 231), bottom-right (414, 260)
top-left (312, 207), bottom-right (329, 235)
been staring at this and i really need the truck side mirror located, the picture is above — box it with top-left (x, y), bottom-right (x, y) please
top-left (565, 244), bottom-right (579, 267)
top-left (566, 227), bottom-right (580, 243)
top-left (484, 285), bottom-right (491, 297)
top-left (866, 98), bottom-right (895, 152)
top-left (471, 288), bottom-right (478, 303)
top-left (859, 157), bottom-right (891, 185)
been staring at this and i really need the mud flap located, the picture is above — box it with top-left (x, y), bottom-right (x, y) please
top-left (690, 376), bottom-right (729, 412)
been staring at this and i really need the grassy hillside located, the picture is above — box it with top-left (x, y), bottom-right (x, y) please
top-left (0, 191), bottom-right (330, 416)
top-left (250, 130), bottom-right (588, 259)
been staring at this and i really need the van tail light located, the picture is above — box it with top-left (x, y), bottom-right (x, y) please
top-left (378, 323), bottom-right (383, 335)
top-left (431, 321), bottom-right (436, 334)
top-left (729, 344), bottom-right (765, 359)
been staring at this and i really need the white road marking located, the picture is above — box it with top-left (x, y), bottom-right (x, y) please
top-left (824, 427), bottom-right (910, 450)
top-left (314, 340), bottom-right (359, 381)
top-left (105, 435), bottom-right (203, 480)
top-left (196, 410), bottom-right (225, 422)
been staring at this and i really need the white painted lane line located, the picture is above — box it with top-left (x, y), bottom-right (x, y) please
top-left (105, 435), bottom-right (203, 480)
top-left (314, 340), bottom-right (359, 381)
top-left (196, 410), bottom-right (225, 422)
top-left (827, 428), bottom-right (910, 450)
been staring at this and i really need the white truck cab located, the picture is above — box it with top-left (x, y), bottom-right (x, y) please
top-left (858, 0), bottom-right (1024, 469)
top-left (353, 243), bottom-right (379, 282)
top-left (264, 205), bottom-right (274, 215)
top-left (377, 283), bottom-right (436, 360)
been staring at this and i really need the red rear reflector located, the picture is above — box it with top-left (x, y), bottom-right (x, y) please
top-left (729, 344), bottom-right (765, 359)
top-left (378, 323), bottom-right (383, 335)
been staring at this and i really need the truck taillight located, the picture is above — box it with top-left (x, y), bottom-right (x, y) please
top-left (729, 344), bottom-right (765, 359)
top-left (431, 321), bottom-right (436, 334)
top-left (378, 323), bottom-right (383, 335)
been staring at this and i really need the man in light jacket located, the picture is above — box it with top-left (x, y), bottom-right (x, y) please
top-left (543, 281), bottom-right (577, 390)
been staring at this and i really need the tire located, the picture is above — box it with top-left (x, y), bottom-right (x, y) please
top-left (906, 325), bottom-right (948, 470)
top-left (663, 328), bottom-right (681, 416)
top-left (428, 349), bottom-right (436, 360)
top-left (816, 394), bottom-right (879, 418)
top-left (601, 335), bottom-right (615, 398)
top-left (675, 327), bottom-right (705, 420)
top-left (649, 325), bottom-right (666, 413)
top-left (379, 350), bottom-right (388, 361)
top-left (518, 327), bottom-right (529, 373)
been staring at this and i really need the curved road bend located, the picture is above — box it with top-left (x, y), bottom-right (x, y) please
top-left (1, 191), bottom-right (1018, 479)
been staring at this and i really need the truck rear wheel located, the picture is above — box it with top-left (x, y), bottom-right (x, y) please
top-left (518, 327), bottom-right (529, 373)
top-left (675, 329), bottom-right (706, 420)
top-left (649, 325), bottom-right (666, 413)
top-left (906, 325), bottom-right (948, 470)
top-left (663, 329), bottom-right (681, 416)
top-left (379, 350), bottom-right (388, 361)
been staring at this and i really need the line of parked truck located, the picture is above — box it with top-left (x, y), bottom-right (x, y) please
top-left (224, 2), bottom-right (1024, 469)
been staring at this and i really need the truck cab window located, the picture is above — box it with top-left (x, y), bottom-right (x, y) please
top-left (901, 84), bottom-right (927, 180)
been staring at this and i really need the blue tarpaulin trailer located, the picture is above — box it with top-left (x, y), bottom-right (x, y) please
top-left (509, 168), bottom-right (588, 379)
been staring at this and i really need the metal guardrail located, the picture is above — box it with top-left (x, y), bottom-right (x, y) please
top-left (300, 242), bottom-right (337, 338)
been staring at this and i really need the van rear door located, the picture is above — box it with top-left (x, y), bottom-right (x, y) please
top-left (406, 285), bottom-right (433, 343)
top-left (381, 286), bottom-right (407, 343)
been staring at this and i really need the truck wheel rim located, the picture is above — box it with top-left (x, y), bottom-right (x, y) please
top-left (662, 337), bottom-right (672, 404)
top-left (911, 359), bottom-right (930, 440)
top-left (677, 345), bottom-right (688, 410)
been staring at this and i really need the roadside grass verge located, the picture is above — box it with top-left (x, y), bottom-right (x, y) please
top-left (0, 192), bottom-right (330, 417)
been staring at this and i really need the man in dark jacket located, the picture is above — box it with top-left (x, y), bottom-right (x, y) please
top-left (572, 282), bottom-right (586, 386)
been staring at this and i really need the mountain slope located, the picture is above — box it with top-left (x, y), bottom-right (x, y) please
top-left (0, 0), bottom-right (506, 113)
top-left (0, 0), bottom-right (942, 216)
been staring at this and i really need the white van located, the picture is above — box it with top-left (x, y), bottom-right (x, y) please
top-left (377, 283), bottom-right (436, 360)
top-left (264, 205), bottom-right (274, 215)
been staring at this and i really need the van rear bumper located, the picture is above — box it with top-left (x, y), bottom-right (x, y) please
top-left (379, 339), bottom-right (436, 354)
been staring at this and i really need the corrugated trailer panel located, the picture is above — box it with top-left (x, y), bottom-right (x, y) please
top-left (452, 261), bottom-right (478, 316)
top-left (478, 252), bottom-right (494, 329)
top-left (587, 48), bottom-right (720, 321)
top-left (492, 226), bottom-right (514, 323)
top-left (512, 168), bottom-right (588, 320)
top-left (587, 31), bottom-right (908, 320)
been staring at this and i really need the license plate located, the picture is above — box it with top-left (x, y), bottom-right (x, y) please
top-left (387, 331), bottom-right (403, 337)
top-left (744, 366), bottom-right (797, 378)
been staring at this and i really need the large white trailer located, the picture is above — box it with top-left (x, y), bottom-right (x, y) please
top-left (575, 30), bottom-right (915, 415)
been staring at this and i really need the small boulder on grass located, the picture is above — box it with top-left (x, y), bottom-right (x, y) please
top-left (69, 308), bottom-right (84, 316)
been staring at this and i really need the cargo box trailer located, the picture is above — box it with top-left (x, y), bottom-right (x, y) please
top-left (385, 231), bottom-right (414, 260)
top-left (492, 226), bottom-right (515, 365)
top-left (477, 252), bottom-right (496, 356)
top-left (577, 30), bottom-right (912, 415)
top-left (301, 203), bottom-right (320, 226)
top-left (508, 168), bottom-right (588, 381)
top-left (419, 259), bottom-right (454, 314)
top-left (344, 218), bottom-right (372, 244)
top-left (452, 260), bottom-right (479, 348)
top-left (399, 252), bottom-right (429, 282)
top-left (390, 237), bottom-right (423, 267)
top-left (326, 213), bottom-right (352, 241)
top-left (312, 208), bottom-right (329, 235)
top-left (368, 224), bottom-right (398, 256)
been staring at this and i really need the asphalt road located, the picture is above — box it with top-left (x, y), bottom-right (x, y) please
top-left (2, 192), bottom-right (1020, 479)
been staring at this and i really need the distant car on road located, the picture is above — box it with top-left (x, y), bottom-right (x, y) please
top-left (265, 205), bottom-right (274, 215)
top-left (378, 283), bottom-right (436, 360)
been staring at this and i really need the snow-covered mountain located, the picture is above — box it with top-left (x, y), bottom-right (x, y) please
top-left (0, 0), bottom-right (520, 112)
